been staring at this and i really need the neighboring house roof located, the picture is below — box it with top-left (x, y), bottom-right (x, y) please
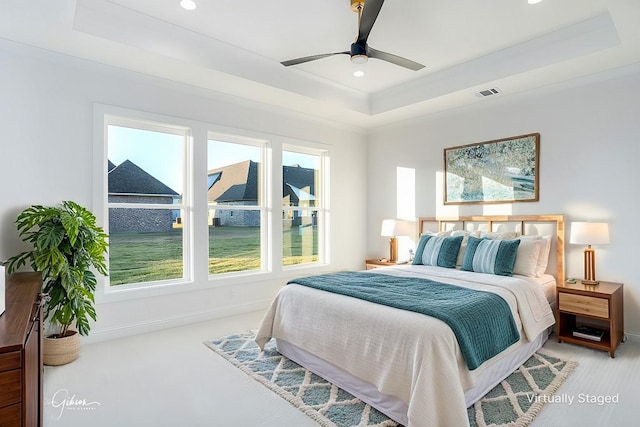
top-left (108, 159), bottom-right (178, 196)
top-left (207, 160), bottom-right (258, 203)
top-left (283, 165), bottom-right (315, 203)
top-left (108, 160), bottom-right (117, 172)
top-left (207, 161), bottom-right (315, 203)
top-left (285, 183), bottom-right (315, 202)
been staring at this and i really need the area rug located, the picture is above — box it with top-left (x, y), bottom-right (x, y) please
top-left (205, 331), bottom-right (577, 427)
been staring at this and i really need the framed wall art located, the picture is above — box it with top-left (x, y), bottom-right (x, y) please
top-left (444, 133), bottom-right (539, 205)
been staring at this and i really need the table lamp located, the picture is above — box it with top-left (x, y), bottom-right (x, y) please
top-left (380, 219), bottom-right (411, 263)
top-left (569, 222), bottom-right (610, 285)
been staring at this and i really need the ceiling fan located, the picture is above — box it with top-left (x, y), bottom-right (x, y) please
top-left (281, 0), bottom-right (425, 71)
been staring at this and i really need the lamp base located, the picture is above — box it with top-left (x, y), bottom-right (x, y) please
top-left (388, 237), bottom-right (398, 263)
top-left (583, 247), bottom-right (599, 285)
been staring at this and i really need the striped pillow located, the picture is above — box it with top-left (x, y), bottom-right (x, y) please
top-left (462, 236), bottom-right (521, 276)
top-left (412, 235), bottom-right (463, 268)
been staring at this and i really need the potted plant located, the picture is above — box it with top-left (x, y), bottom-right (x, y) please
top-left (6, 201), bottom-right (108, 365)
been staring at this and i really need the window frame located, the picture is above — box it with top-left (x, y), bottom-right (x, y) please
top-left (281, 143), bottom-right (330, 269)
top-left (93, 104), bottom-right (331, 303)
top-left (207, 133), bottom-right (270, 276)
top-left (103, 114), bottom-right (192, 291)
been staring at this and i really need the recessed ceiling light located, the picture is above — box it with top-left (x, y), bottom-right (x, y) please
top-left (528, 0), bottom-right (543, 4)
top-left (180, 0), bottom-right (197, 10)
top-left (353, 70), bottom-right (365, 77)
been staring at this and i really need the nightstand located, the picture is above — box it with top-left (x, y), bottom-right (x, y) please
top-left (557, 281), bottom-right (624, 358)
top-left (365, 259), bottom-right (399, 270)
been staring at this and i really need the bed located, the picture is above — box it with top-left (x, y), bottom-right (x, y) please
top-left (256, 215), bottom-right (564, 427)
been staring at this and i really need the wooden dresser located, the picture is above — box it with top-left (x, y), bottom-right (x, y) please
top-left (0, 272), bottom-right (43, 427)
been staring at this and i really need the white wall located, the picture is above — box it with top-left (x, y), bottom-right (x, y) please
top-left (367, 67), bottom-right (640, 337)
top-left (0, 44), bottom-right (368, 341)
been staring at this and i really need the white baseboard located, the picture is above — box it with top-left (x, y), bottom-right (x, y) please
top-left (81, 299), bottom-right (272, 344)
top-left (623, 331), bottom-right (640, 344)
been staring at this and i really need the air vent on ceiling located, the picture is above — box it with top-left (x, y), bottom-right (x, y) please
top-left (476, 88), bottom-right (501, 97)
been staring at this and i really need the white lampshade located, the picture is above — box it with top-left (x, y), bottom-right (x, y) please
top-left (570, 222), bottom-right (610, 245)
top-left (380, 219), bottom-right (412, 237)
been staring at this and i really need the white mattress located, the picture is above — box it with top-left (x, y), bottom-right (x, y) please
top-left (528, 273), bottom-right (557, 304)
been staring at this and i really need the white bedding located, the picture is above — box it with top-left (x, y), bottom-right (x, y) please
top-left (255, 265), bottom-right (556, 427)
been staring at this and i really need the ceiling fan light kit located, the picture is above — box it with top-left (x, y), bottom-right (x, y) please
top-left (282, 0), bottom-right (424, 71)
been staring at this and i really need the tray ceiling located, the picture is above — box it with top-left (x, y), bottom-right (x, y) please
top-left (1, 0), bottom-right (639, 128)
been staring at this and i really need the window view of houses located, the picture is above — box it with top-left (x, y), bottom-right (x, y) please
top-left (106, 123), bottom-right (323, 287)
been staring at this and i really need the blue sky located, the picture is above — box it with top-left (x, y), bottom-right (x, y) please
top-left (108, 125), bottom-right (318, 194)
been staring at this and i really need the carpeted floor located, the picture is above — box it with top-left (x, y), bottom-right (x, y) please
top-left (205, 331), bottom-right (577, 427)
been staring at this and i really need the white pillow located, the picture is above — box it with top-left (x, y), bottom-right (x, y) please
top-left (422, 230), bottom-right (452, 237)
top-left (536, 235), bottom-right (552, 276)
top-left (450, 231), bottom-right (479, 267)
top-left (456, 242), bottom-right (467, 267)
top-left (451, 230), bottom-right (480, 242)
top-left (480, 231), bottom-right (520, 240)
top-left (513, 238), bottom-right (542, 277)
top-left (520, 235), bottom-right (552, 277)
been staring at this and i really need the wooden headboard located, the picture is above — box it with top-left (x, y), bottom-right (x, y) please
top-left (417, 215), bottom-right (565, 284)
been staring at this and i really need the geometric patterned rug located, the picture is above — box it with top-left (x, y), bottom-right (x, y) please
top-left (205, 331), bottom-right (577, 427)
top-left (466, 350), bottom-right (577, 427)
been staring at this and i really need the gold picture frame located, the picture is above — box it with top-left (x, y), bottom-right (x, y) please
top-left (444, 133), bottom-right (540, 205)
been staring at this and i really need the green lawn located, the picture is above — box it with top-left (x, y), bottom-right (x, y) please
top-left (108, 226), bottom-right (318, 285)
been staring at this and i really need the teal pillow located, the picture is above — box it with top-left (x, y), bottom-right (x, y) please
top-left (462, 236), bottom-right (521, 276)
top-left (412, 235), bottom-right (463, 268)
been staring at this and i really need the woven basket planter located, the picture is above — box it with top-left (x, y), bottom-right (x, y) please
top-left (43, 330), bottom-right (80, 366)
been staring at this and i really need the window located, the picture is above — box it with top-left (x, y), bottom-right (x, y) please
top-left (106, 118), bottom-right (189, 286)
top-left (282, 147), bottom-right (328, 267)
top-left (207, 138), bottom-right (266, 275)
top-left (98, 107), bottom-right (329, 292)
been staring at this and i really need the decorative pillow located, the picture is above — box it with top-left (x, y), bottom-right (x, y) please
top-left (413, 235), bottom-right (463, 268)
top-left (512, 238), bottom-right (542, 277)
top-left (462, 236), bottom-right (521, 276)
top-left (480, 231), bottom-right (520, 240)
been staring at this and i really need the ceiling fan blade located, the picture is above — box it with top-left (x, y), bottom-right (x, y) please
top-left (281, 51), bottom-right (349, 67)
top-left (368, 47), bottom-right (425, 71)
top-left (356, 0), bottom-right (385, 45)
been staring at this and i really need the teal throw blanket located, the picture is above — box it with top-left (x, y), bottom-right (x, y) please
top-left (288, 271), bottom-right (520, 370)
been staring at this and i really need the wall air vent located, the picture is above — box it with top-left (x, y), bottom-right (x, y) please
top-left (476, 88), bottom-right (501, 97)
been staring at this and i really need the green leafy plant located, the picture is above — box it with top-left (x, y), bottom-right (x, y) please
top-left (6, 201), bottom-right (108, 337)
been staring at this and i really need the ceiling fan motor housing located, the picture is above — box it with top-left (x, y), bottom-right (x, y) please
top-left (350, 42), bottom-right (367, 56)
top-left (351, 43), bottom-right (369, 64)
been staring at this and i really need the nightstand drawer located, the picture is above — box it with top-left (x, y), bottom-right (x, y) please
top-left (559, 293), bottom-right (609, 318)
